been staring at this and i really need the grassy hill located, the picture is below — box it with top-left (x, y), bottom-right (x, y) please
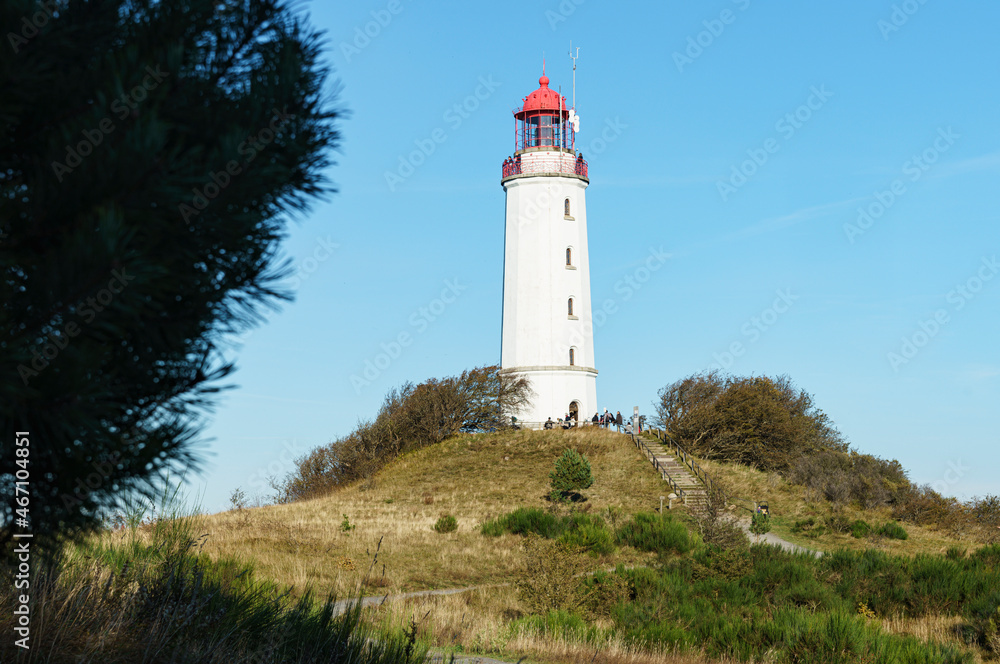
top-left (173, 426), bottom-right (998, 664)
top-left (194, 427), bottom-right (664, 597)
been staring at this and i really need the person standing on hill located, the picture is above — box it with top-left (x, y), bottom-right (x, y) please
top-left (615, 411), bottom-right (623, 432)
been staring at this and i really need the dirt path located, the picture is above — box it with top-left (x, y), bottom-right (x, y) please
top-left (735, 518), bottom-right (824, 557)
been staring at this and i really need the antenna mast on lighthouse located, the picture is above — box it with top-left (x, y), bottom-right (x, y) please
top-left (568, 43), bottom-right (580, 134)
top-left (570, 43), bottom-right (581, 108)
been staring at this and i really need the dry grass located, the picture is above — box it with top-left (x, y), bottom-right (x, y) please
top-left (370, 586), bottom-right (745, 664)
top-left (693, 456), bottom-right (977, 557)
top-left (192, 428), bottom-right (663, 598)
top-left (878, 614), bottom-right (979, 659)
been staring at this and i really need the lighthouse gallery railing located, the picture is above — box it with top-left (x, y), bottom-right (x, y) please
top-left (502, 155), bottom-right (588, 180)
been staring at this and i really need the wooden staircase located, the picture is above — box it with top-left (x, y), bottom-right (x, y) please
top-left (628, 431), bottom-right (710, 515)
top-left (642, 434), bottom-right (710, 514)
top-left (630, 427), bottom-right (761, 518)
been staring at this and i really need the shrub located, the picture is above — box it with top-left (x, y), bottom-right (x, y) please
top-left (481, 507), bottom-right (561, 538)
top-left (615, 512), bottom-right (693, 555)
top-left (877, 521), bottom-right (908, 540)
top-left (433, 515), bottom-right (458, 533)
top-left (970, 494), bottom-right (1000, 544)
top-left (481, 508), bottom-right (615, 555)
top-left (691, 546), bottom-right (754, 580)
top-left (850, 520), bottom-right (872, 539)
top-left (549, 449), bottom-right (594, 500)
top-left (826, 513), bottom-right (851, 534)
top-left (340, 514), bottom-right (355, 532)
top-left (750, 511), bottom-right (772, 538)
top-left (580, 571), bottom-right (633, 619)
top-left (789, 450), bottom-right (908, 510)
top-left (891, 483), bottom-right (965, 528)
top-left (654, 372), bottom-right (847, 472)
top-left (515, 537), bottom-right (598, 615)
top-left (692, 486), bottom-right (749, 550)
top-left (558, 520), bottom-right (615, 556)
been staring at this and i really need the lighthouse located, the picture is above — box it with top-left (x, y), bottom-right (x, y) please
top-left (500, 67), bottom-right (597, 426)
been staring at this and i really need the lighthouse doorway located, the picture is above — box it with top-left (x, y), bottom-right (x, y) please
top-left (569, 401), bottom-right (579, 422)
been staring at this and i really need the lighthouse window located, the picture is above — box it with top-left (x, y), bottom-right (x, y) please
top-left (564, 199), bottom-right (570, 216)
top-left (567, 298), bottom-right (574, 317)
top-left (569, 348), bottom-right (576, 366)
top-left (566, 248), bottom-right (572, 266)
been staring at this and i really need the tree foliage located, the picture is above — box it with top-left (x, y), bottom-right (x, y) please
top-left (549, 448), bottom-right (594, 499)
top-left (0, 0), bottom-right (340, 552)
top-left (654, 371), bottom-right (848, 472)
top-left (275, 366), bottom-right (531, 502)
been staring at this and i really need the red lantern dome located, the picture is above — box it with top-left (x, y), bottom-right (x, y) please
top-left (501, 67), bottom-right (587, 182)
top-left (519, 73), bottom-right (566, 114)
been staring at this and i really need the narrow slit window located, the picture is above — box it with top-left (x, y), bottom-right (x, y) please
top-left (566, 248), bottom-right (572, 266)
top-left (564, 198), bottom-right (571, 216)
top-left (569, 348), bottom-right (575, 366)
top-left (568, 298), bottom-right (574, 316)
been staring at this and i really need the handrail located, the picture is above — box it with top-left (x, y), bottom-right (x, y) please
top-left (627, 431), bottom-right (687, 505)
top-left (646, 427), bottom-right (758, 514)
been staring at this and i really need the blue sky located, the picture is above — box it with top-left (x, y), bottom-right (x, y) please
top-left (189, 0), bottom-right (1000, 512)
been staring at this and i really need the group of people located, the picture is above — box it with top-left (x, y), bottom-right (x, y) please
top-left (542, 409), bottom-right (636, 433)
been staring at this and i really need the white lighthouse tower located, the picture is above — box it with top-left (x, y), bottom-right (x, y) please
top-left (500, 66), bottom-right (597, 426)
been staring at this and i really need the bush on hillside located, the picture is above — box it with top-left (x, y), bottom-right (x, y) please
top-left (654, 372), bottom-right (848, 473)
top-left (850, 520), bottom-right (872, 539)
top-left (433, 515), bottom-right (458, 533)
top-left (615, 512), bottom-right (693, 555)
top-left (481, 508), bottom-right (615, 556)
top-left (691, 545), bottom-right (754, 581)
top-left (692, 485), bottom-right (750, 551)
top-left (750, 511), bottom-right (772, 538)
top-left (549, 448), bottom-right (594, 501)
top-left (515, 536), bottom-right (600, 615)
top-left (970, 494), bottom-right (1000, 544)
top-left (558, 521), bottom-right (616, 556)
top-left (877, 521), bottom-right (909, 540)
top-left (789, 450), bottom-right (908, 510)
top-left (272, 365), bottom-right (531, 502)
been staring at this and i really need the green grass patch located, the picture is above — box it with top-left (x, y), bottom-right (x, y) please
top-left (614, 511), bottom-right (693, 555)
top-left (850, 519), bottom-right (873, 538)
top-left (878, 520), bottom-right (909, 540)
top-left (480, 507), bottom-right (615, 555)
top-left (433, 514), bottom-right (458, 533)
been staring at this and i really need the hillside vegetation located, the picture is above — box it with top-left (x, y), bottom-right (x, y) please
top-left (655, 372), bottom-right (999, 547)
top-left (195, 428), bottom-right (664, 597)
top-left (181, 425), bottom-right (1000, 663)
top-left (55, 370), bottom-right (996, 663)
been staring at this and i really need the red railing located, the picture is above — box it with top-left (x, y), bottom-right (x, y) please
top-left (501, 154), bottom-right (588, 180)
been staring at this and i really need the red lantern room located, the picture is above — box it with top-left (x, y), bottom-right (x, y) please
top-left (515, 71), bottom-right (573, 152)
top-left (502, 67), bottom-right (587, 182)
